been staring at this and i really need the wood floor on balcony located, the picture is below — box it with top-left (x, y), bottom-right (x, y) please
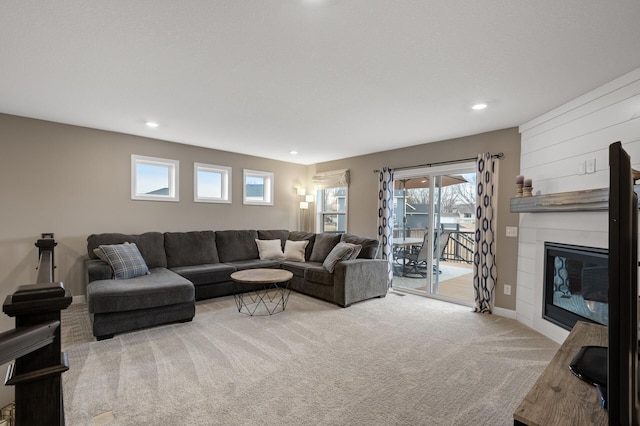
top-left (392, 261), bottom-right (474, 305)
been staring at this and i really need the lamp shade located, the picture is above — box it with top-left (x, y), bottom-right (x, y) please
top-left (305, 194), bottom-right (314, 203)
top-left (297, 188), bottom-right (306, 196)
top-left (299, 201), bottom-right (309, 210)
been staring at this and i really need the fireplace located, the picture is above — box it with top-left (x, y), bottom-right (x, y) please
top-left (543, 242), bottom-right (608, 330)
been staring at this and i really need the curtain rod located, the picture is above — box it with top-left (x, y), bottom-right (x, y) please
top-left (372, 152), bottom-right (504, 174)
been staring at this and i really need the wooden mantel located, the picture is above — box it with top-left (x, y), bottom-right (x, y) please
top-left (510, 186), bottom-right (640, 213)
top-left (510, 188), bottom-right (608, 213)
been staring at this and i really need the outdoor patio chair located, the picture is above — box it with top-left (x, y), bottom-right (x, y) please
top-left (398, 230), bottom-right (451, 277)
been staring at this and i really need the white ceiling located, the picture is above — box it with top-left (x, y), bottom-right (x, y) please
top-left (2, 1), bottom-right (640, 165)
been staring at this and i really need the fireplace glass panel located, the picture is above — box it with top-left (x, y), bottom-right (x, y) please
top-left (544, 242), bottom-right (608, 330)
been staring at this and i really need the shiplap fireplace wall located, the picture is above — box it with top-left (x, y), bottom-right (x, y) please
top-left (516, 67), bottom-right (640, 343)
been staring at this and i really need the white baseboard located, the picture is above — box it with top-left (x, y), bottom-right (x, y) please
top-left (493, 306), bottom-right (516, 319)
top-left (72, 295), bottom-right (86, 304)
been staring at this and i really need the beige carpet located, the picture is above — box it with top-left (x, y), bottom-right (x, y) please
top-left (61, 292), bottom-right (559, 425)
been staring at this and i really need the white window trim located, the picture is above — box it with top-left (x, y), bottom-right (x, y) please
top-left (315, 186), bottom-right (349, 233)
top-left (131, 155), bottom-right (179, 202)
top-left (394, 162), bottom-right (475, 180)
top-left (194, 163), bottom-right (232, 204)
top-left (243, 169), bottom-right (274, 206)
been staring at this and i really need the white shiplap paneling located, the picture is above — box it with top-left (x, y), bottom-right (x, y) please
top-left (516, 66), bottom-right (640, 341)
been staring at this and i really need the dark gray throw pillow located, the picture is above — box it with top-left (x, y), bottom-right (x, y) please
top-left (309, 233), bottom-right (341, 262)
top-left (340, 233), bottom-right (380, 259)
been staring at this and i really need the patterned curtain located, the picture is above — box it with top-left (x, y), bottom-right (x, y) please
top-left (473, 153), bottom-right (498, 313)
top-left (377, 167), bottom-right (394, 288)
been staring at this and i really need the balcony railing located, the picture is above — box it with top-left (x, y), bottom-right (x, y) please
top-left (393, 228), bottom-right (475, 264)
top-left (441, 231), bottom-right (474, 263)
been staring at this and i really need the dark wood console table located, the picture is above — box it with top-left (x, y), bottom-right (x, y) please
top-left (513, 321), bottom-right (608, 425)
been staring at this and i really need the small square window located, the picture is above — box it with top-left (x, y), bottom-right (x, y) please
top-left (131, 155), bottom-right (179, 202)
top-left (194, 163), bottom-right (232, 203)
top-left (243, 169), bottom-right (274, 206)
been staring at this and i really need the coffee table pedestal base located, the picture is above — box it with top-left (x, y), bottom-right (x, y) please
top-left (233, 284), bottom-right (291, 316)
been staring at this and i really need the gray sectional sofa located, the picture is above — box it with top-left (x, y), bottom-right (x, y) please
top-left (84, 230), bottom-right (388, 340)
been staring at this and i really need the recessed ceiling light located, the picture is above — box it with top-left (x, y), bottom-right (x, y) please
top-left (290, 150), bottom-right (299, 155)
top-left (145, 121), bottom-right (159, 128)
top-left (472, 103), bottom-right (488, 110)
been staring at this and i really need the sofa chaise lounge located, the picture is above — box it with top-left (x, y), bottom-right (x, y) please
top-left (84, 230), bottom-right (388, 340)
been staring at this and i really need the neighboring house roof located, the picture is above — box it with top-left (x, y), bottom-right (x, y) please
top-left (146, 187), bottom-right (169, 195)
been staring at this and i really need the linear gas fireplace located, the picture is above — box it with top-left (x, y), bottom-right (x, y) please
top-left (543, 242), bottom-right (608, 330)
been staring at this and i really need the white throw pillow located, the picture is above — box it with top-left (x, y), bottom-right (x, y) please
top-left (283, 240), bottom-right (309, 262)
top-left (255, 239), bottom-right (285, 260)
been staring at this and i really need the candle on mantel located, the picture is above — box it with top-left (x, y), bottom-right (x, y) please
top-left (523, 179), bottom-right (533, 197)
top-left (516, 175), bottom-right (524, 184)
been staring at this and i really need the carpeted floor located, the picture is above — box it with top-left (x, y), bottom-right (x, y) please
top-left (61, 292), bottom-right (559, 426)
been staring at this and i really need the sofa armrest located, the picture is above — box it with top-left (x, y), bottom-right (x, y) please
top-left (85, 258), bottom-right (113, 284)
top-left (333, 259), bottom-right (388, 307)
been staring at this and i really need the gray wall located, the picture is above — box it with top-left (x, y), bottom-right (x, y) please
top-left (313, 127), bottom-right (521, 311)
top-left (1, 114), bottom-right (520, 313)
top-left (0, 113), bottom-right (520, 408)
top-left (0, 113), bottom-right (308, 306)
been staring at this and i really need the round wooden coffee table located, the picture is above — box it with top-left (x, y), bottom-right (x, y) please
top-left (230, 269), bottom-right (294, 316)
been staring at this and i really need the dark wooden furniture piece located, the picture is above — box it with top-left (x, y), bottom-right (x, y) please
top-left (3, 283), bottom-right (72, 425)
top-left (0, 237), bottom-right (72, 426)
top-left (513, 321), bottom-right (608, 425)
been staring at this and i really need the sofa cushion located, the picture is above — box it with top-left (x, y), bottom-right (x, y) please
top-left (322, 242), bottom-right (357, 273)
top-left (164, 231), bottom-right (219, 268)
top-left (85, 259), bottom-right (114, 282)
top-left (216, 230), bottom-right (259, 262)
top-left (280, 260), bottom-right (310, 278)
top-left (288, 231), bottom-right (316, 261)
top-left (170, 263), bottom-right (236, 285)
top-left (255, 239), bottom-right (286, 260)
top-left (309, 233), bottom-right (341, 262)
top-left (340, 233), bottom-right (380, 259)
top-left (257, 230), bottom-right (290, 248)
top-left (226, 259), bottom-right (283, 270)
top-left (304, 264), bottom-right (334, 286)
top-left (98, 243), bottom-right (150, 279)
top-left (87, 232), bottom-right (167, 268)
top-left (87, 268), bottom-right (194, 314)
top-left (284, 240), bottom-right (308, 262)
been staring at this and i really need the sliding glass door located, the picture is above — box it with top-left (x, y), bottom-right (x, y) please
top-left (392, 163), bottom-right (476, 305)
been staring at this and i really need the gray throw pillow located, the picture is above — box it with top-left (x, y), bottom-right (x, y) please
top-left (348, 244), bottom-right (362, 260)
top-left (98, 243), bottom-right (150, 280)
top-left (322, 242), bottom-right (356, 273)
